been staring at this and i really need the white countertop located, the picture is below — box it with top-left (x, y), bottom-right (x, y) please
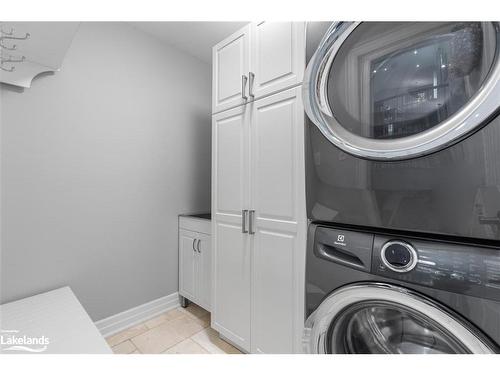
top-left (0, 287), bottom-right (111, 354)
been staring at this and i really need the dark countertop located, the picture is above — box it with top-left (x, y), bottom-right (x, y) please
top-left (179, 213), bottom-right (211, 220)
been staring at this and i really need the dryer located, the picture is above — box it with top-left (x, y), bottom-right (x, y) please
top-left (304, 22), bottom-right (500, 241)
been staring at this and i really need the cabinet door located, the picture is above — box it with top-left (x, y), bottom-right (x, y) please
top-left (212, 105), bottom-right (249, 219)
top-left (249, 22), bottom-right (305, 100)
top-left (249, 86), bottom-right (306, 353)
top-left (211, 105), bottom-right (251, 352)
top-left (179, 229), bottom-right (198, 302)
top-left (212, 24), bottom-right (251, 114)
top-left (196, 233), bottom-right (212, 312)
top-left (212, 220), bottom-right (250, 351)
top-left (252, 229), bottom-right (296, 354)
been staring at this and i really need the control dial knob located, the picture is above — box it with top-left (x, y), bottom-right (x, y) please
top-left (381, 240), bottom-right (418, 273)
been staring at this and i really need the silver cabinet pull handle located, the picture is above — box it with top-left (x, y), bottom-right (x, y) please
top-left (241, 74), bottom-right (248, 100)
top-left (242, 209), bottom-right (249, 233)
top-left (248, 72), bottom-right (255, 98)
top-left (192, 238), bottom-right (196, 252)
top-left (249, 210), bottom-right (256, 235)
top-left (197, 239), bottom-right (201, 253)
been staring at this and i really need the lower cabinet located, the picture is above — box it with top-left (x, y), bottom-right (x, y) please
top-left (178, 217), bottom-right (211, 312)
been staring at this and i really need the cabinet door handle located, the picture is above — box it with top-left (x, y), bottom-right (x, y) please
top-left (196, 239), bottom-right (201, 253)
top-left (242, 209), bottom-right (249, 233)
top-left (248, 72), bottom-right (255, 98)
top-left (241, 74), bottom-right (248, 100)
top-left (192, 238), bottom-right (196, 252)
top-left (249, 210), bottom-right (256, 235)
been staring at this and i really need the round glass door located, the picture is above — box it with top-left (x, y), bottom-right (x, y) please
top-left (303, 283), bottom-right (496, 354)
top-left (303, 22), bottom-right (500, 160)
top-left (328, 302), bottom-right (468, 354)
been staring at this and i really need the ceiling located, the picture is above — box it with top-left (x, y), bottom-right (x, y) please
top-left (131, 22), bottom-right (249, 64)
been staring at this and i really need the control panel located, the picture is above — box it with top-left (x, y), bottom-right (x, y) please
top-left (312, 225), bottom-right (500, 302)
top-left (373, 235), bottom-right (500, 302)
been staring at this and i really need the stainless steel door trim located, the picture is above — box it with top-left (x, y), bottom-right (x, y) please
top-left (303, 22), bottom-right (500, 161)
top-left (302, 283), bottom-right (496, 354)
top-left (242, 209), bottom-right (249, 233)
top-left (248, 210), bottom-right (255, 235)
top-left (242, 74), bottom-right (248, 100)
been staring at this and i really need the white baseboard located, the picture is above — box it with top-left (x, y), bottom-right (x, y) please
top-left (95, 292), bottom-right (180, 338)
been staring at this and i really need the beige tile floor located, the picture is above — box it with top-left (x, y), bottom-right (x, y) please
top-left (106, 303), bottom-right (242, 354)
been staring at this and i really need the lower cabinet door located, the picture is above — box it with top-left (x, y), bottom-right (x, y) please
top-left (212, 218), bottom-right (251, 352)
top-left (179, 229), bottom-right (197, 301)
top-left (197, 233), bottom-right (212, 311)
top-left (251, 228), bottom-right (297, 354)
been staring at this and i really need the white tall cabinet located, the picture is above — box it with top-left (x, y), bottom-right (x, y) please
top-left (211, 22), bottom-right (306, 354)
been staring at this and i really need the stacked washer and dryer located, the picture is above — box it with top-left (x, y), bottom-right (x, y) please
top-left (302, 22), bottom-right (500, 354)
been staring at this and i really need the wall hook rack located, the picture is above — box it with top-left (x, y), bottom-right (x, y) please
top-left (0, 32), bottom-right (30, 41)
top-left (0, 39), bottom-right (17, 50)
top-left (0, 22), bottom-right (80, 87)
top-left (0, 64), bottom-right (15, 72)
top-left (0, 27), bottom-right (29, 51)
top-left (1, 55), bottom-right (25, 64)
top-left (0, 26), bottom-right (14, 36)
top-left (1, 54), bottom-right (25, 72)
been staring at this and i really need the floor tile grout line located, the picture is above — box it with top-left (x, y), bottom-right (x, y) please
top-left (112, 334), bottom-right (144, 349)
top-left (111, 339), bottom-right (137, 349)
top-left (160, 336), bottom-right (210, 354)
top-left (130, 339), bottom-right (138, 352)
top-left (125, 341), bottom-right (137, 355)
top-left (160, 338), bottom-right (191, 354)
top-left (111, 339), bottom-right (139, 354)
top-left (107, 324), bottom-right (149, 347)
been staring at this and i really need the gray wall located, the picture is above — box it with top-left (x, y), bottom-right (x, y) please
top-left (0, 22), bottom-right (211, 320)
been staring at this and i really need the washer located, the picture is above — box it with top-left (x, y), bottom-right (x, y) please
top-left (303, 224), bottom-right (500, 354)
top-left (304, 22), bottom-right (500, 241)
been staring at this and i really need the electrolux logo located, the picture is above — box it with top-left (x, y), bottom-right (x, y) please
top-left (0, 329), bottom-right (50, 353)
top-left (334, 234), bottom-right (346, 247)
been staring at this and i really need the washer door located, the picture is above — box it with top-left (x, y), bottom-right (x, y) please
top-left (303, 283), bottom-right (496, 354)
top-left (303, 22), bottom-right (500, 160)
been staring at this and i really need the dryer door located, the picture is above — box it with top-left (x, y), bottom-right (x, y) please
top-left (303, 283), bottom-right (496, 354)
top-left (303, 22), bottom-right (500, 160)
